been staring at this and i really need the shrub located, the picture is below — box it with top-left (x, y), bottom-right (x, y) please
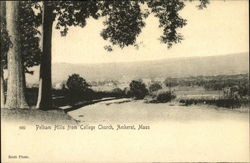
top-left (66, 74), bottom-right (92, 104)
top-left (123, 87), bottom-right (132, 97)
top-left (149, 82), bottom-right (162, 93)
top-left (223, 85), bottom-right (249, 100)
top-left (129, 80), bottom-right (148, 99)
top-left (110, 88), bottom-right (125, 97)
top-left (155, 91), bottom-right (176, 103)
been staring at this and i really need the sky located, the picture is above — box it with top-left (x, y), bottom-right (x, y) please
top-left (51, 1), bottom-right (249, 64)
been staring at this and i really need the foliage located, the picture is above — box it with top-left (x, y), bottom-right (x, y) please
top-left (0, 26), bottom-right (10, 68)
top-left (123, 87), bottom-right (132, 98)
top-left (99, 0), bottom-right (209, 50)
top-left (66, 74), bottom-right (92, 104)
top-left (149, 82), bottom-right (162, 93)
top-left (204, 78), bottom-right (249, 92)
top-left (0, 1), bottom-right (42, 73)
top-left (1, 0), bottom-right (210, 69)
top-left (46, 0), bottom-right (208, 43)
top-left (100, 1), bottom-right (147, 48)
top-left (146, 0), bottom-right (186, 48)
top-left (19, 2), bottom-right (42, 72)
top-left (111, 88), bottom-right (125, 97)
top-left (28, 1), bottom-right (99, 37)
top-left (179, 98), bottom-right (249, 108)
top-left (223, 85), bottom-right (249, 100)
top-left (155, 91), bottom-right (176, 103)
top-left (0, 2), bottom-right (11, 68)
top-left (129, 80), bottom-right (148, 99)
top-left (163, 74), bottom-right (249, 95)
top-left (3, 0), bottom-right (210, 109)
top-left (92, 88), bottom-right (125, 99)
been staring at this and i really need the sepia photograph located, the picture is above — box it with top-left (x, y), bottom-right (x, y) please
top-left (1, 0), bottom-right (249, 162)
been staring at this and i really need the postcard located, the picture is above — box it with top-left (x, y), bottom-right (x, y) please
top-left (1, 1), bottom-right (249, 162)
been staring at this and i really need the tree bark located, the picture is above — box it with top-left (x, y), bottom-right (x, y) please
top-left (36, 2), bottom-right (54, 110)
top-left (5, 1), bottom-right (28, 109)
top-left (0, 1), bottom-right (6, 108)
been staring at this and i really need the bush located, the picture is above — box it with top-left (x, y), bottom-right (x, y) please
top-left (149, 82), bottom-right (162, 93)
top-left (66, 74), bottom-right (92, 104)
top-left (123, 87), bottom-right (131, 97)
top-left (110, 88), bottom-right (125, 97)
top-left (223, 85), bottom-right (249, 100)
top-left (129, 80), bottom-right (148, 99)
top-left (155, 91), bottom-right (176, 103)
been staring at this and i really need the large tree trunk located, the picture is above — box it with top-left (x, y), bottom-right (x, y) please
top-left (5, 1), bottom-right (28, 109)
top-left (0, 1), bottom-right (6, 108)
top-left (36, 2), bottom-right (54, 110)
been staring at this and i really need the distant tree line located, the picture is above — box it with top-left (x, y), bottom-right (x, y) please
top-left (164, 74), bottom-right (249, 95)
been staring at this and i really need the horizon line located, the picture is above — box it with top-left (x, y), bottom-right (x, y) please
top-left (51, 51), bottom-right (249, 65)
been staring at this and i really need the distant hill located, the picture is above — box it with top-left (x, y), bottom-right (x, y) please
top-left (26, 53), bottom-right (249, 85)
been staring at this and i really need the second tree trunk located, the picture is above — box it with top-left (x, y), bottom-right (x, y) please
top-left (36, 3), bottom-right (54, 110)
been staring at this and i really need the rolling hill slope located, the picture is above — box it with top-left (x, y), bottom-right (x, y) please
top-left (26, 53), bottom-right (249, 84)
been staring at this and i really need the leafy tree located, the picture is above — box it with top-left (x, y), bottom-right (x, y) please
top-left (19, 2), bottom-right (42, 74)
top-left (129, 80), bottom-right (148, 99)
top-left (149, 82), bottom-right (162, 93)
top-left (1, 2), bottom-right (41, 73)
top-left (35, 0), bottom-right (209, 110)
top-left (100, 0), bottom-right (208, 49)
top-left (111, 88), bottom-right (124, 97)
top-left (36, 1), bottom-right (99, 110)
top-left (156, 91), bottom-right (176, 103)
top-left (0, 1), bottom-right (41, 108)
top-left (66, 74), bottom-right (91, 104)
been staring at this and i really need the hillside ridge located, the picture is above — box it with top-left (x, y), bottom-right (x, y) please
top-left (26, 52), bottom-right (249, 84)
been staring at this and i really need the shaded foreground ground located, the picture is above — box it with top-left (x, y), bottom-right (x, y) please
top-left (0, 98), bottom-right (116, 124)
top-left (1, 108), bottom-right (77, 124)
